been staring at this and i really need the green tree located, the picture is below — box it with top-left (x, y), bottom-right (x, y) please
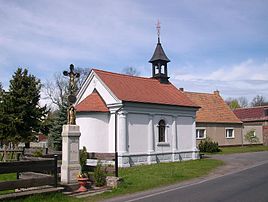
top-left (225, 98), bottom-right (240, 110)
top-left (49, 101), bottom-right (68, 150)
top-left (8, 68), bottom-right (49, 146)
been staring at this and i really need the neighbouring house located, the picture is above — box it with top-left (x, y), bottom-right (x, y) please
top-left (233, 106), bottom-right (267, 145)
top-left (184, 91), bottom-right (243, 146)
top-left (75, 35), bottom-right (200, 167)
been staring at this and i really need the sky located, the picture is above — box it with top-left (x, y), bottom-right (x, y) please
top-left (0, 0), bottom-right (268, 105)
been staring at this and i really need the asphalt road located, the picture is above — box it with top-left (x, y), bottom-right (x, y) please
top-left (126, 162), bottom-right (268, 202)
top-left (106, 151), bottom-right (268, 202)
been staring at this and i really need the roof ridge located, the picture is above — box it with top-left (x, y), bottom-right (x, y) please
top-left (185, 91), bottom-right (215, 96)
top-left (234, 105), bottom-right (268, 110)
top-left (92, 68), bottom-right (156, 81)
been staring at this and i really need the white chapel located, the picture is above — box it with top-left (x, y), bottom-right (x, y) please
top-left (75, 35), bottom-right (200, 167)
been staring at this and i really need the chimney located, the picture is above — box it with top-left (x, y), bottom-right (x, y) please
top-left (214, 90), bottom-right (220, 96)
top-left (179, 88), bottom-right (184, 91)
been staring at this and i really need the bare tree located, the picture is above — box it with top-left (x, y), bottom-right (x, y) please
top-left (42, 67), bottom-right (90, 110)
top-left (122, 66), bottom-right (140, 76)
top-left (251, 95), bottom-right (266, 107)
top-left (237, 96), bottom-right (248, 108)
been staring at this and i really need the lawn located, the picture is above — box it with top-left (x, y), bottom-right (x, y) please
top-left (7, 159), bottom-right (223, 202)
top-left (219, 145), bottom-right (268, 154)
top-left (0, 173), bottom-right (17, 195)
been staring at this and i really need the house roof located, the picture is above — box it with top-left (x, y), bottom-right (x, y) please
top-left (92, 69), bottom-right (198, 108)
top-left (149, 41), bottom-right (170, 63)
top-left (233, 106), bottom-right (268, 122)
top-left (76, 90), bottom-right (109, 112)
top-left (185, 91), bottom-right (242, 124)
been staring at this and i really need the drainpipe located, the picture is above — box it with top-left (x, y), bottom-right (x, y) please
top-left (114, 105), bottom-right (123, 177)
top-left (241, 123), bottom-right (244, 147)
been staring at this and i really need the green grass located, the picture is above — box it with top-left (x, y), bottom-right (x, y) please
top-left (89, 159), bottom-right (223, 201)
top-left (0, 173), bottom-right (17, 195)
top-left (218, 145), bottom-right (268, 155)
top-left (5, 159), bottom-right (223, 202)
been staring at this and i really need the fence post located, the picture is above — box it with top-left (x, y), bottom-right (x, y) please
top-left (54, 155), bottom-right (58, 187)
top-left (16, 153), bottom-right (21, 179)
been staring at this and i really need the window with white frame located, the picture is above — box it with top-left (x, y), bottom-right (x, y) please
top-left (225, 128), bottom-right (234, 138)
top-left (196, 128), bottom-right (206, 139)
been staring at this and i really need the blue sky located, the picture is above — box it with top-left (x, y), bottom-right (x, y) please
top-left (0, 0), bottom-right (268, 104)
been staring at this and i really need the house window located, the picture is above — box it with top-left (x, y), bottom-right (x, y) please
top-left (225, 128), bottom-right (234, 138)
top-left (158, 119), bottom-right (166, 142)
top-left (265, 109), bottom-right (268, 116)
top-left (196, 128), bottom-right (206, 139)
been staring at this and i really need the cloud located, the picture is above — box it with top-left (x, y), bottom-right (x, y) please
top-left (171, 59), bottom-right (268, 100)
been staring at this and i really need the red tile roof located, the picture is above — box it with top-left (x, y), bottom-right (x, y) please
top-left (233, 106), bottom-right (268, 122)
top-left (92, 69), bottom-right (198, 108)
top-left (185, 91), bottom-right (242, 123)
top-left (76, 90), bottom-right (109, 112)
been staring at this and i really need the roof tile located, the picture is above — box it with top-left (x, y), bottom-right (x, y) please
top-left (185, 92), bottom-right (242, 123)
top-left (76, 90), bottom-right (109, 112)
top-left (93, 69), bottom-right (198, 108)
top-left (233, 106), bottom-right (268, 122)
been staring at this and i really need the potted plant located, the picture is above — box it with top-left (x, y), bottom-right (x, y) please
top-left (77, 146), bottom-right (89, 192)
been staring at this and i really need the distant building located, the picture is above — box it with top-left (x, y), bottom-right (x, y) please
top-left (234, 106), bottom-right (268, 145)
top-left (75, 35), bottom-right (200, 167)
top-left (185, 91), bottom-right (243, 146)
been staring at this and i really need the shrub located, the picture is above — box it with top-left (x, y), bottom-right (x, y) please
top-left (79, 146), bottom-right (88, 173)
top-left (93, 161), bottom-right (106, 187)
top-left (244, 130), bottom-right (259, 144)
top-left (32, 149), bottom-right (43, 157)
top-left (198, 137), bottom-right (221, 153)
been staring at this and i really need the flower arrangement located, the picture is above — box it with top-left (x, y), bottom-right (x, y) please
top-left (77, 172), bottom-right (88, 179)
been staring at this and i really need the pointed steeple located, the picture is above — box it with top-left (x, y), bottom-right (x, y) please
top-left (149, 20), bottom-right (170, 83)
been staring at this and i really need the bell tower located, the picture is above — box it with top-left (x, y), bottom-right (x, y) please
top-left (149, 20), bottom-right (170, 83)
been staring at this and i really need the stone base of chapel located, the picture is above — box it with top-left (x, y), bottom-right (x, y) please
top-left (118, 150), bottom-right (199, 167)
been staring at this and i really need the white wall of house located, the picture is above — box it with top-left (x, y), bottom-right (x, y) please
top-left (177, 116), bottom-right (195, 151)
top-left (77, 113), bottom-right (109, 152)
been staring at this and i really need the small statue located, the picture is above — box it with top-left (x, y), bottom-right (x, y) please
top-left (67, 105), bottom-right (76, 125)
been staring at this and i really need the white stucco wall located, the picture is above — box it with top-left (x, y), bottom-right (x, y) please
top-left (77, 113), bottom-right (109, 152)
top-left (128, 113), bottom-right (149, 153)
top-left (177, 116), bottom-right (195, 151)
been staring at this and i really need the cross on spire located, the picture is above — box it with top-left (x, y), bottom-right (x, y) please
top-left (156, 20), bottom-right (161, 43)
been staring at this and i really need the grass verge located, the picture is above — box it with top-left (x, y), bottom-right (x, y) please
top-left (218, 145), bottom-right (268, 155)
top-left (0, 173), bottom-right (16, 195)
top-left (6, 159), bottom-right (223, 202)
top-left (89, 159), bottom-right (223, 201)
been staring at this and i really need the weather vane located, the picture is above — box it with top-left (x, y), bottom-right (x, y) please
top-left (156, 20), bottom-right (161, 43)
top-left (63, 64), bottom-right (80, 125)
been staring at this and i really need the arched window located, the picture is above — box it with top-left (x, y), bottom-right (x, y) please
top-left (158, 119), bottom-right (166, 142)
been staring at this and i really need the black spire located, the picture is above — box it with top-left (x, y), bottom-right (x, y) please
top-left (149, 20), bottom-right (170, 83)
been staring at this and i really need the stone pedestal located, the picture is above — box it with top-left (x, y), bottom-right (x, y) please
top-left (61, 125), bottom-right (81, 184)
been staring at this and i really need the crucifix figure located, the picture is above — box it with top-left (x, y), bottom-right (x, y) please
top-left (63, 64), bottom-right (80, 96)
top-left (63, 64), bottom-right (80, 125)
